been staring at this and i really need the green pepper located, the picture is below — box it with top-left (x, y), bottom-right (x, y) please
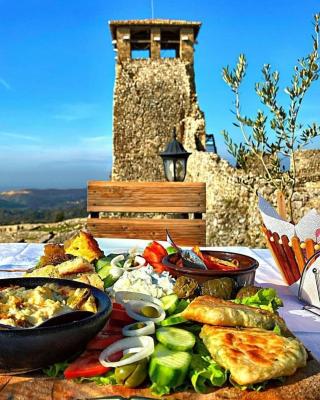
top-left (115, 357), bottom-right (148, 388)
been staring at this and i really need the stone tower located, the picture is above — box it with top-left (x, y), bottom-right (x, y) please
top-left (109, 19), bottom-right (206, 181)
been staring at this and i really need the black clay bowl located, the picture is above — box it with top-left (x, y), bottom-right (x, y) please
top-left (0, 277), bottom-right (111, 374)
top-left (162, 251), bottom-right (259, 287)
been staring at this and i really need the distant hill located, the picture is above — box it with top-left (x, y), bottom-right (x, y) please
top-left (0, 189), bottom-right (87, 225)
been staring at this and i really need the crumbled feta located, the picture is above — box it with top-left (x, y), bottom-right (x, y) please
top-left (110, 265), bottom-right (175, 299)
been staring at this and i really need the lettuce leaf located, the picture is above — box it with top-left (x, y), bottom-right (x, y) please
top-left (230, 377), bottom-right (268, 391)
top-left (189, 354), bottom-right (227, 393)
top-left (234, 288), bottom-right (283, 313)
top-left (150, 382), bottom-right (171, 396)
top-left (77, 371), bottom-right (117, 385)
top-left (273, 324), bottom-right (282, 335)
top-left (194, 336), bottom-right (211, 357)
top-left (42, 361), bottom-right (69, 377)
top-left (230, 376), bottom-right (285, 391)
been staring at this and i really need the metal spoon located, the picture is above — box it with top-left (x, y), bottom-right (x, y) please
top-left (166, 230), bottom-right (207, 270)
top-left (0, 310), bottom-right (93, 330)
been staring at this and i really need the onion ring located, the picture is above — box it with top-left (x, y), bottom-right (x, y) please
top-left (99, 336), bottom-right (154, 368)
top-left (122, 321), bottom-right (155, 337)
top-left (115, 291), bottom-right (162, 307)
top-left (124, 300), bottom-right (165, 323)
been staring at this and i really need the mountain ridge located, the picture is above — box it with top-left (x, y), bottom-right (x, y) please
top-left (0, 188), bottom-right (87, 225)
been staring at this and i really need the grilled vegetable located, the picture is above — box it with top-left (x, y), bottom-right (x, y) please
top-left (236, 285), bottom-right (262, 299)
top-left (174, 276), bottom-right (200, 298)
top-left (201, 277), bottom-right (236, 300)
top-left (149, 343), bottom-right (192, 396)
top-left (193, 247), bottom-right (239, 270)
top-left (156, 327), bottom-right (196, 351)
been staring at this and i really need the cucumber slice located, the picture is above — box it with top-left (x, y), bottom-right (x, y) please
top-left (156, 327), bottom-right (195, 351)
top-left (159, 312), bottom-right (187, 326)
top-left (161, 294), bottom-right (179, 315)
top-left (149, 343), bottom-right (191, 390)
top-left (97, 264), bottom-right (112, 280)
top-left (96, 255), bottom-right (115, 271)
top-left (175, 299), bottom-right (190, 314)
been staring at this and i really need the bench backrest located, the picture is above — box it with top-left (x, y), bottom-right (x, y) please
top-left (87, 181), bottom-right (206, 246)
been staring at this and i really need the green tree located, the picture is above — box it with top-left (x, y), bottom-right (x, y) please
top-left (222, 13), bottom-right (320, 222)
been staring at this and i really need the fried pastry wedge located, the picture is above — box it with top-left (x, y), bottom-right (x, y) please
top-left (64, 231), bottom-right (103, 263)
top-left (200, 325), bottom-right (307, 385)
top-left (182, 295), bottom-right (288, 332)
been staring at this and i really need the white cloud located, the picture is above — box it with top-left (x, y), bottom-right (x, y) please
top-left (0, 131), bottom-right (40, 142)
top-left (0, 78), bottom-right (11, 91)
top-left (53, 102), bottom-right (100, 121)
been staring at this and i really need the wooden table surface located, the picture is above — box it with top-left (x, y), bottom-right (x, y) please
top-left (0, 358), bottom-right (319, 400)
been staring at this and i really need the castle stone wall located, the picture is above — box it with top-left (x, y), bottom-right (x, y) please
top-left (186, 150), bottom-right (320, 247)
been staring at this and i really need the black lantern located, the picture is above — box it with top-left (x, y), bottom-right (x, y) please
top-left (160, 128), bottom-right (191, 182)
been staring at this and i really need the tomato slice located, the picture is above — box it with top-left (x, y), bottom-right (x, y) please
top-left (143, 241), bottom-right (168, 265)
top-left (102, 319), bottom-right (126, 334)
top-left (110, 308), bottom-right (134, 324)
top-left (64, 351), bottom-right (111, 379)
top-left (151, 262), bottom-right (167, 273)
top-left (112, 302), bottom-right (125, 311)
top-left (86, 333), bottom-right (123, 350)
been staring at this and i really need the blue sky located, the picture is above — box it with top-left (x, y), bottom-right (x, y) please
top-left (0, 0), bottom-right (319, 189)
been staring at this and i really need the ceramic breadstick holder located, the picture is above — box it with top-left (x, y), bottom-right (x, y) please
top-left (259, 194), bottom-right (320, 286)
top-left (298, 251), bottom-right (320, 309)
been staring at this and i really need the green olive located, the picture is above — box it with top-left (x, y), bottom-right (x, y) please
top-left (115, 357), bottom-right (148, 388)
top-left (115, 362), bottom-right (136, 384)
top-left (124, 358), bottom-right (148, 388)
top-left (140, 305), bottom-right (159, 318)
top-left (128, 322), bottom-right (146, 330)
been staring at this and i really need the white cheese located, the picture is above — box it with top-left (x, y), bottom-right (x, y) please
top-left (111, 265), bottom-right (175, 299)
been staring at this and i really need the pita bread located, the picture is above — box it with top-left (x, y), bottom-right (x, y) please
top-left (200, 325), bottom-right (307, 385)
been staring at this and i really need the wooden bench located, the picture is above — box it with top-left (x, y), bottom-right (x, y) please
top-left (87, 181), bottom-right (206, 246)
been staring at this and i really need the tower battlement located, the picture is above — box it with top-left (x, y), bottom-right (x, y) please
top-left (109, 19), bottom-right (201, 63)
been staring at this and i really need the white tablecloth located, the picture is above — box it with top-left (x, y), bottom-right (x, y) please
top-left (0, 240), bottom-right (319, 360)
